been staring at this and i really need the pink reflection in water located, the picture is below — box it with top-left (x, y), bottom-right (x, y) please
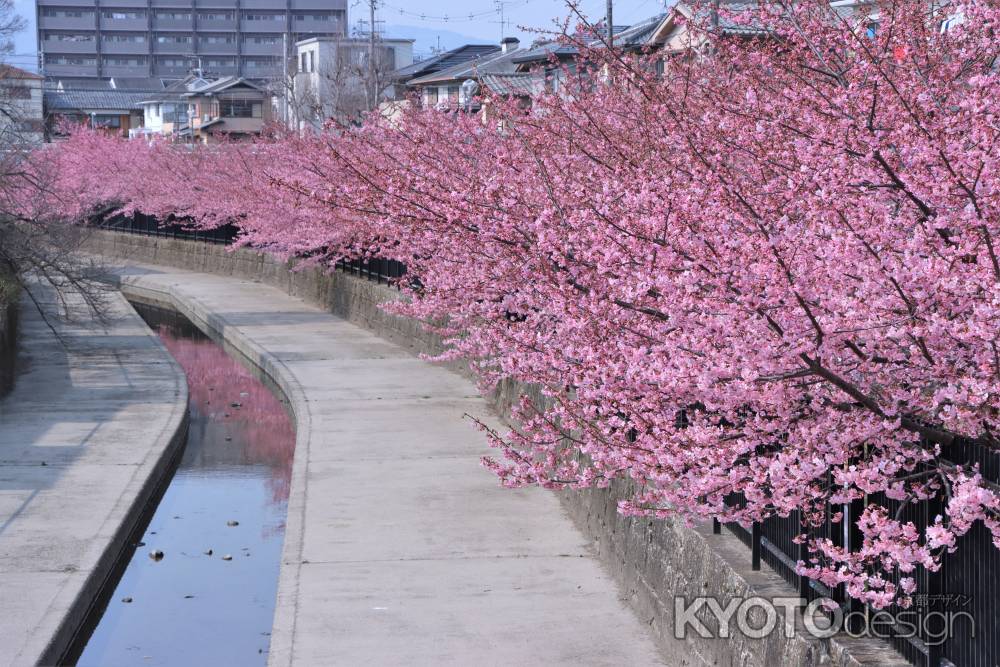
top-left (158, 325), bottom-right (296, 504)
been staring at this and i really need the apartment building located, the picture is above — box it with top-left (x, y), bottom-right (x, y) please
top-left (37, 0), bottom-right (348, 80)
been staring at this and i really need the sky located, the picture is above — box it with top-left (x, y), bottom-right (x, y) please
top-left (6, 0), bottom-right (673, 71)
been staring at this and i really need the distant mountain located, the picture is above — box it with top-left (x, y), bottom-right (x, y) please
top-left (383, 23), bottom-right (497, 61)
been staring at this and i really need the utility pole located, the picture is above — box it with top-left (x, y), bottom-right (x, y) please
top-left (283, 32), bottom-right (290, 128)
top-left (368, 0), bottom-right (377, 109)
top-left (606, 0), bottom-right (613, 45)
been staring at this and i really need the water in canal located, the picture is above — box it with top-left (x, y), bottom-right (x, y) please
top-left (75, 302), bottom-right (295, 666)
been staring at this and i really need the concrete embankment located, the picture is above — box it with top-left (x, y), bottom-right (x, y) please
top-left (87, 231), bottom-right (908, 666)
top-left (113, 265), bottom-right (665, 666)
top-left (0, 283), bottom-right (188, 666)
top-left (0, 274), bottom-right (18, 397)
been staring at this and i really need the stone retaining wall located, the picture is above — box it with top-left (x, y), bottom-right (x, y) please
top-left (84, 229), bottom-right (906, 667)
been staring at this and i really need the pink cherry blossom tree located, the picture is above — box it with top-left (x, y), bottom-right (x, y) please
top-left (36, 0), bottom-right (1000, 609)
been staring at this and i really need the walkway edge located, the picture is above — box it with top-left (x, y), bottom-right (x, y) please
top-left (16, 290), bottom-right (190, 667)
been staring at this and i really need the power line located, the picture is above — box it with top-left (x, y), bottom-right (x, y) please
top-left (380, 0), bottom-right (532, 23)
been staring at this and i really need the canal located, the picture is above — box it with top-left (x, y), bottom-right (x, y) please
top-left (73, 302), bottom-right (295, 666)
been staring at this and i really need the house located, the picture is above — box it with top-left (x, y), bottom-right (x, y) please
top-left (388, 44), bottom-right (501, 99)
top-left (646, 2), bottom-right (764, 55)
top-left (44, 87), bottom-right (147, 138)
top-left (406, 38), bottom-right (528, 111)
top-left (290, 36), bottom-right (415, 129)
top-left (135, 74), bottom-right (273, 142)
top-left (0, 65), bottom-right (44, 144)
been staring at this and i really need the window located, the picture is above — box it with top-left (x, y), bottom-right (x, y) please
top-left (307, 51), bottom-right (314, 72)
top-left (202, 35), bottom-right (234, 44)
top-left (220, 99), bottom-right (262, 118)
top-left (105, 34), bottom-right (145, 42)
top-left (154, 103), bottom-right (161, 116)
top-left (295, 14), bottom-right (331, 21)
top-left (205, 58), bottom-right (235, 68)
top-left (424, 87), bottom-right (438, 105)
top-left (3, 85), bottom-right (31, 99)
top-left (299, 52), bottom-right (306, 72)
top-left (44, 9), bottom-right (90, 18)
top-left (47, 33), bottom-right (93, 42)
top-left (51, 56), bottom-right (97, 65)
top-left (200, 12), bottom-right (234, 21)
top-left (158, 58), bottom-right (186, 67)
top-left (156, 11), bottom-right (191, 20)
top-left (246, 35), bottom-right (280, 44)
top-left (103, 56), bottom-right (144, 66)
top-left (156, 35), bottom-right (191, 43)
top-left (103, 11), bottom-right (143, 19)
top-left (447, 86), bottom-right (459, 102)
top-left (243, 13), bottom-right (283, 21)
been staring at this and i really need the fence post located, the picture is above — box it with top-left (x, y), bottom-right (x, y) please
top-left (751, 521), bottom-right (761, 570)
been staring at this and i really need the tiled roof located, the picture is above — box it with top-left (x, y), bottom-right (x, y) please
top-left (44, 89), bottom-right (148, 112)
top-left (407, 46), bottom-right (525, 86)
top-left (393, 44), bottom-right (501, 81)
top-left (511, 42), bottom-right (579, 65)
top-left (0, 65), bottom-right (43, 80)
top-left (616, 13), bottom-right (669, 47)
top-left (480, 72), bottom-right (536, 97)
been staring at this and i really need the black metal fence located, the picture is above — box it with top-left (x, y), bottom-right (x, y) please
top-left (94, 211), bottom-right (240, 245)
top-left (716, 437), bottom-right (999, 667)
top-left (91, 212), bottom-right (408, 283)
top-left (96, 213), bottom-right (998, 666)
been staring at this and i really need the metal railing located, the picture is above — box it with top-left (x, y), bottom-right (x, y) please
top-left (715, 436), bottom-right (998, 667)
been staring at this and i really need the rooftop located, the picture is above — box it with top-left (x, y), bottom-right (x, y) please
top-left (44, 89), bottom-right (149, 112)
top-left (0, 65), bottom-right (43, 81)
top-left (393, 44), bottom-right (501, 81)
top-left (407, 43), bottom-right (525, 86)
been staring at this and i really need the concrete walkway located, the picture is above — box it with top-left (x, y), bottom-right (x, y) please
top-left (116, 265), bottom-right (664, 667)
top-left (0, 284), bottom-right (188, 666)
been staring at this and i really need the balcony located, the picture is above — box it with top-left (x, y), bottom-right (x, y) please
top-left (39, 15), bottom-right (96, 30)
top-left (195, 0), bottom-right (238, 7)
top-left (44, 63), bottom-right (99, 77)
top-left (36, 0), bottom-right (95, 6)
top-left (42, 39), bottom-right (97, 54)
top-left (290, 17), bottom-right (341, 34)
top-left (241, 0), bottom-right (289, 8)
top-left (150, 0), bottom-right (192, 6)
top-left (103, 63), bottom-right (151, 77)
top-left (196, 18), bottom-right (237, 30)
top-left (101, 0), bottom-right (151, 7)
top-left (102, 40), bottom-right (149, 54)
top-left (101, 17), bottom-right (148, 30)
top-left (197, 41), bottom-right (237, 55)
top-left (241, 62), bottom-right (281, 77)
top-left (202, 62), bottom-right (238, 76)
top-left (153, 40), bottom-right (194, 54)
top-left (152, 17), bottom-right (193, 30)
top-left (240, 18), bottom-right (286, 33)
top-left (241, 41), bottom-right (281, 56)
top-left (291, 0), bottom-right (346, 9)
top-left (154, 62), bottom-right (189, 76)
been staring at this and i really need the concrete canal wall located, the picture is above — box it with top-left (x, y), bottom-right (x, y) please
top-left (85, 229), bottom-right (905, 667)
top-left (0, 273), bottom-right (17, 397)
